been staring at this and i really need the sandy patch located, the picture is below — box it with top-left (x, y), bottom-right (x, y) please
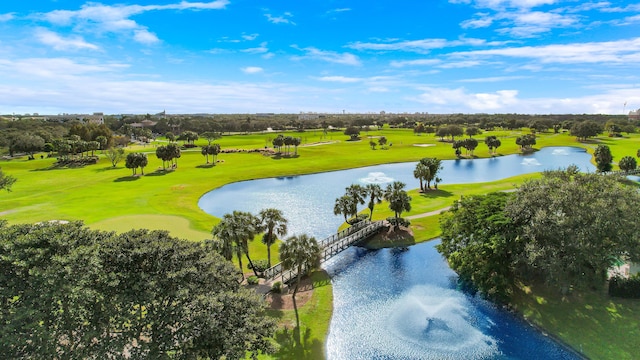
top-left (413, 144), bottom-right (436, 147)
top-left (300, 141), bottom-right (338, 147)
top-left (264, 276), bottom-right (315, 310)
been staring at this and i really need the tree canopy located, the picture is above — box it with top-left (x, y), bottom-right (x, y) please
top-left (438, 169), bottom-right (640, 301)
top-left (0, 221), bottom-right (275, 359)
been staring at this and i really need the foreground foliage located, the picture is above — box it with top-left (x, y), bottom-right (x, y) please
top-left (0, 221), bottom-right (275, 359)
top-left (438, 169), bottom-right (640, 302)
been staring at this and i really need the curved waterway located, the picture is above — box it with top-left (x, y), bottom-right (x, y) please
top-left (198, 146), bottom-right (595, 239)
top-left (198, 146), bottom-right (593, 359)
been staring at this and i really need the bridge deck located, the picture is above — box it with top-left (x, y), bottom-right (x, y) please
top-left (262, 220), bottom-right (385, 284)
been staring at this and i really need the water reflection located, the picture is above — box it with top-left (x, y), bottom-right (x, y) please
top-left (324, 241), bottom-right (580, 360)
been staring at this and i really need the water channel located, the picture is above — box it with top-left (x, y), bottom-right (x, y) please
top-left (198, 146), bottom-right (595, 359)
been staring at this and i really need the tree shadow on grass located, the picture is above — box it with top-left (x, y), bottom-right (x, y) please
top-left (93, 166), bottom-right (121, 172)
top-left (196, 163), bottom-right (216, 169)
top-left (417, 189), bottom-right (454, 199)
top-left (114, 176), bottom-right (140, 182)
top-left (274, 326), bottom-right (324, 360)
top-left (271, 154), bottom-right (300, 160)
top-left (145, 169), bottom-right (172, 176)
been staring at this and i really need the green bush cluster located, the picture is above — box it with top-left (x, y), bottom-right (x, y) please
top-left (609, 275), bottom-right (640, 298)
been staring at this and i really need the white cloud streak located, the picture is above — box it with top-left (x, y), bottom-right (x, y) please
top-left (241, 66), bottom-right (264, 74)
top-left (348, 37), bottom-right (509, 53)
top-left (291, 46), bottom-right (361, 66)
top-left (0, 13), bottom-right (15, 22)
top-left (265, 13), bottom-right (295, 25)
top-left (35, 28), bottom-right (100, 51)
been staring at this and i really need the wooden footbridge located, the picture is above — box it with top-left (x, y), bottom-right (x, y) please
top-left (262, 220), bottom-right (386, 284)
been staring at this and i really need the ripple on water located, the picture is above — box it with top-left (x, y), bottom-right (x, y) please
top-left (327, 284), bottom-right (499, 360)
top-left (551, 149), bottom-right (570, 156)
top-left (521, 158), bottom-right (541, 166)
top-left (360, 172), bottom-right (394, 184)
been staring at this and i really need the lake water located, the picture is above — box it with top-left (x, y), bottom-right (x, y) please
top-left (198, 146), bottom-right (595, 239)
top-left (198, 146), bottom-right (595, 359)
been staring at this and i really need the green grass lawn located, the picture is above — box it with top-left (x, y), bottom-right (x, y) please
top-left (2, 128), bottom-right (640, 359)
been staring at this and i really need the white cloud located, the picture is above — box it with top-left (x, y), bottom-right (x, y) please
top-left (390, 59), bottom-right (442, 67)
top-left (451, 37), bottom-right (640, 64)
top-left (316, 76), bottom-right (362, 83)
top-left (133, 29), bottom-right (160, 45)
top-left (497, 10), bottom-right (579, 37)
top-left (0, 13), bottom-right (15, 22)
top-left (452, 0), bottom-right (558, 10)
top-left (242, 33), bottom-right (259, 41)
top-left (327, 8), bottom-right (351, 14)
top-left (35, 28), bottom-right (100, 51)
top-left (241, 66), bottom-right (263, 74)
top-left (348, 37), bottom-right (509, 53)
top-left (36, 1), bottom-right (228, 44)
top-left (458, 75), bottom-right (529, 82)
top-left (265, 13), bottom-right (295, 25)
top-left (291, 46), bottom-right (361, 66)
top-left (242, 42), bottom-right (269, 54)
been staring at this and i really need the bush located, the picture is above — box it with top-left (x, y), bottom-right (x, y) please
top-left (181, 144), bottom-right (197, 149)
top-left (271, 281), bottom-right (282, 293)
top-left (250, 259), bottom-right (270, 275)
top-left (386, 216), bottom-right (411, 228)
top-left (246, 275), bottom-right (259, 285)
top-left (348, 214), bottom-right (370, 225)
top-left (609, 275), bottom-right (640, 298)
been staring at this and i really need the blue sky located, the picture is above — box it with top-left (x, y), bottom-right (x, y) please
top-left (1, 0), bottom-right (639, 115)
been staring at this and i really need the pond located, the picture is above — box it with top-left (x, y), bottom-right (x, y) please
top-left (198, 146), bottom-right (595, 359)
top-left (198, 146), bottom-right (595, 239)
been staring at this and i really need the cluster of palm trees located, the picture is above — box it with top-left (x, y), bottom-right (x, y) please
top-left (333, 181), bottom-right (413, 228)
top-left (272, 134), bottom-right (302, 156)
top-left (155, 143), bottom-right (181, 170)
top-left (413, 157), bottom-right (443, 192)
top-left (210, 208), bottom-right (321, 279)
top-left (484, 135), bottom-right (502, 156)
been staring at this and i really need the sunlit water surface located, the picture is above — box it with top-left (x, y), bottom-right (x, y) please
top-left (197, 146), bottom-right (594, 359)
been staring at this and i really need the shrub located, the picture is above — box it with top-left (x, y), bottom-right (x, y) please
top-left (386, 216), bottom-right (411, 228)
top-left (250, 259), bottom-right (270, 275)
top-left (609, 275), bottom-right (640, 298)
top-left (348, 214), bottom-right (370, 225)
top-left (271, 281), bottom-right (282, 293)
top-left (246, 275), bottom-right (259, 285)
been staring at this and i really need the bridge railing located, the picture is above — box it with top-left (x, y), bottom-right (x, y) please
top-left (262, 220), bottom-right (386, 282)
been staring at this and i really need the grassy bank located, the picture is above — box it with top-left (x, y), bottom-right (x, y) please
top-left (2, 128), bottom-right (640, 359)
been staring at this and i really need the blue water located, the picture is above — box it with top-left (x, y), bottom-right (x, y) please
top-left (324, 242), bottom-right (580, 360)
top-left (198, 146), bottom-right (595, 239)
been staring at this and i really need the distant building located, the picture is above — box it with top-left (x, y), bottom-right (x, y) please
top-left (629, 109), bottom-right (640, 121)
top-left (130, 119), bottom-right (157, 128)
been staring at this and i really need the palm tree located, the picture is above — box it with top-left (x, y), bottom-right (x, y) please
top-left (413, 162), bottom-right (430, 192)
top-left (211, 211), bottom-right (262, 279)
top-left (384, 181), bottom-right (412, 228)
top-left (365, 184), bottom-right (383, 220)
top-left (259, 208), bottom-right (288, 267)
top-left (333, 195), bottom-right (353, 223)
top-left (279, 234), bottom-right (321, 340)
top-left (345, 184), bottom-right (367, 208)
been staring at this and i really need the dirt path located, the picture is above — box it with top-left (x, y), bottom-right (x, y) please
top-left (405, 206), bottom-right (451, 219)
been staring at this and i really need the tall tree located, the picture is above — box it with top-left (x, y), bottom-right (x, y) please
top-left (278, 233), bottom-right (321, 341)
top-left (259, 208), bottom-right (288, 267)
top-left (200, 131), bottom-right (221, 145)
top-left (594, 144), bottom-right (613, 172)
top-left (384, 181), bottom-right (412, 228)
top-left (419, 157), bottom-right (443, 189)
top-left (618, 156), bottom-right (637, 172)
top-left (365, 184), bottom-right (383, 220)
top-left (333, 195), bottom-right (355, 223)
top-left (413, 162), bottom-right (430, 192)
top-left (211, 211), bottom-right (262, 279)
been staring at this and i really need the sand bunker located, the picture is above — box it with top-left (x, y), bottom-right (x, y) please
top-left (413, 144), bottom-right (436, 147)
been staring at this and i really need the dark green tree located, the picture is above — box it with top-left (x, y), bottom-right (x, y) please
top-left (383, 181), bottom-right (412, 228)
top-left (0, 168), bottom-right (16, 192)
top-left (259, 208), bottom-right (288, 267)
top-left (618, 156), bottom-right (637, 172)
top-left (594, 144), bottom-right (613, 172)
top-left (365, 184), bottom-right (384, 220)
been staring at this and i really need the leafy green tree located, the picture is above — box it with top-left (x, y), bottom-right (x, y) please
top-left (570, 120), bottom-right (602, 140)
top-left (278, 233), bottom-right (321, 340)
top-left (13, 133), bottom-right (45, 159)
top-left (505, 170), bottom-right (640, 292)
top-left (292, 137), bottom-right (301, 155)
top-left (178, 130), bottom-right (199, 144)
top-left (515, 133), bottom-right (536, 151)
top-left (437, 192), bottom-right (520, 303)
top-left (383, 181), bottom-right (412, 228)
top-left (594, 144), bottom-right (613, 172)
top-left (125, 152), bottom-right (139, 175)
top-left (165, 131), bottom-right (176, 142)
top-left (272, 134), bottom-right (284, 153)
top-left (344, 126), bottom-right (360, 140)
top-left (378, 136), bottom-right (387, 148)
top-left (465, 126), bottom-right (480, 138)
top-left (211, 211), bottom-right (262, 279)
top-left (0, 221), bottom-right (276, 359)
top-left (365, 184), bottom-right (383, 220)
top-left (484, 135), bottom-right (501, 155)
top-left (200, 131), bottom-right (221, 145)
top-left (259, 208), bottom-right (288, 267)
top-left (463, 138), bottom-right (478, 156)
top-left (619, 156), bottom-right (637, 172)
top-left (106, 146), bottom-right (125, 167)
top-left (0, 168), bottom-right (16, 192)
top-left (447, 125), bottom-right (464, 140)
top-left (369, 140), bottom-right (376, 150)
